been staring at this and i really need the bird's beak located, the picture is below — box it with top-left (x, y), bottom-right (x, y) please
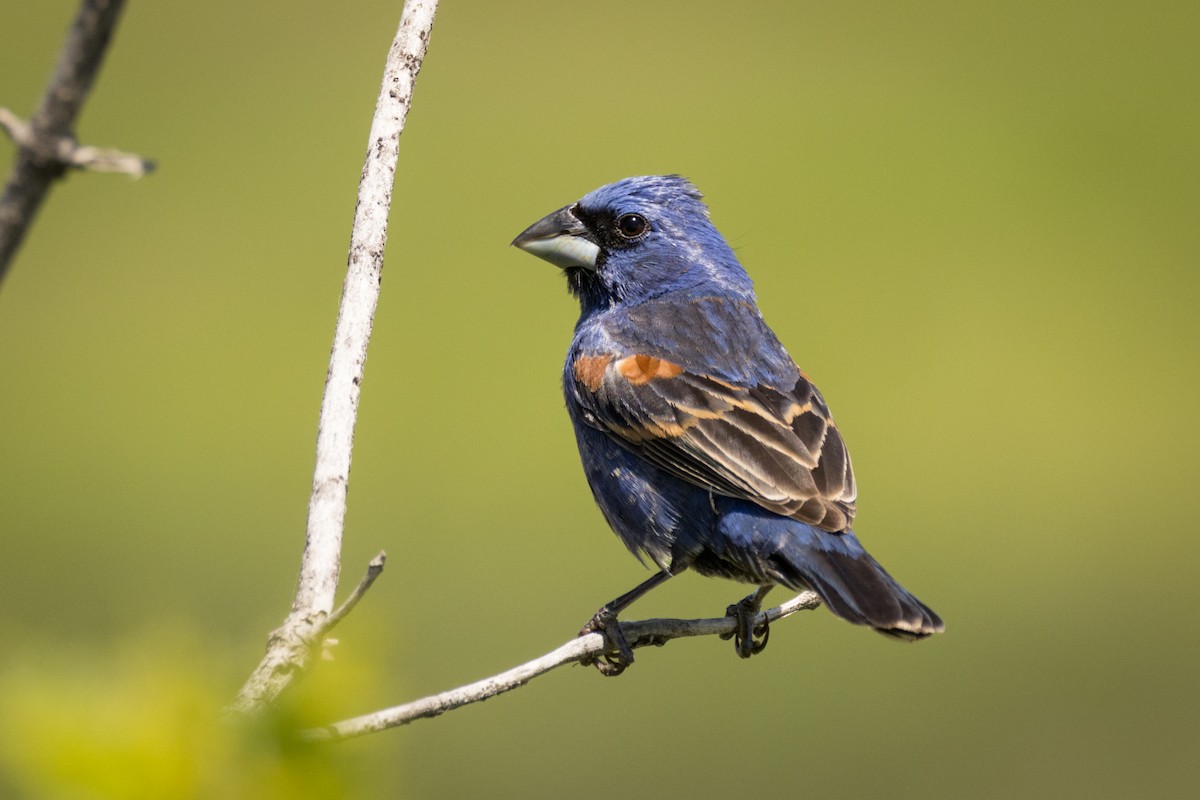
top-left (511, 204), bottom-right (600, 270)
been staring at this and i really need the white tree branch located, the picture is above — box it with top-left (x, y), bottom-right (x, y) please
top-left (299, 591), bottom-right (823, 742)
top-left (229, 0), bottom-right (439, 716)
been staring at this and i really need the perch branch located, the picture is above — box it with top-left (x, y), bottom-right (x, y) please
top-left (300, 591), bottom-right (823, 742)
top-left (229, 0), bottom-right (438, 715)
top-left (0, 0), bottom-right (152, 283)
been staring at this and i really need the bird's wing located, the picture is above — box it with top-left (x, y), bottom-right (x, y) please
top-left (570, 352), bottom-right (857, 531)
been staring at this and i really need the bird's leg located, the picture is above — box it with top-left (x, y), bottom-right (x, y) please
top-left (579, 570), bottom-right (674, 676)
top-left (720, 585), bottom-right (774, 659)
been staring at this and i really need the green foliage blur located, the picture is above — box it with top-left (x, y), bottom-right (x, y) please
top-left (1, 1), bottom-right (1196, 798)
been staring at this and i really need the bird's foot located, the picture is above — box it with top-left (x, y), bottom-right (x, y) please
top-left (720, 591), bottom-right (771, 659)
top-left (579, 607), bottom-right (635, 676)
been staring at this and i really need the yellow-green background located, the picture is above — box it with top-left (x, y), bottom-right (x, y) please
top-left (2, 1), bottom-right (1196, 797)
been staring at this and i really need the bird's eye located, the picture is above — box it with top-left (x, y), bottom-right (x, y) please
top-left (616, 213), bottom-right (649, 239)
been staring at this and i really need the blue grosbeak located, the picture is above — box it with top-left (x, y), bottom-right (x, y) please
top-left (513, 175), bottom-right (942, 671)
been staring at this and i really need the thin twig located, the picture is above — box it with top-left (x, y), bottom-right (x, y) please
top-left (299, 591), bottom-right (823, 742)
top-left (325, 551), bottom-right (387, 631)
top-left (0, 0), bottom-right (149, 283)
top-left (228, 0), bottom-right (438, 716)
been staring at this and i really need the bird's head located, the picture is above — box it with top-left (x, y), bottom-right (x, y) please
top-left (512, 175), bottom-right (753, 314)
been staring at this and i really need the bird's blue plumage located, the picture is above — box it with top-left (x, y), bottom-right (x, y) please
top-left (513, 175), bottom-right (943, 642)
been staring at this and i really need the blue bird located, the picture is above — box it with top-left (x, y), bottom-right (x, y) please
top-left (512, 175), bottom-right (943, 673)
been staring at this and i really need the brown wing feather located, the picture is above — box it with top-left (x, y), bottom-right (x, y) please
top-left (573, 354), bottom-right (857, 532)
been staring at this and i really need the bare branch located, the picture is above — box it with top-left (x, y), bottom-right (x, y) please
top-left (228, 0), bottom-right (438, 716)
top-left (0, 0), bottom-right (151, 283)
top-left (300, 591), bottom-right (823, 742)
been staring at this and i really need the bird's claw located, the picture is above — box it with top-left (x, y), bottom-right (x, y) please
top-left (579, 608), bottom-right (635, 676)
top-left (721, 594), bottom-right (771, 659)
top-left (591, 652), bottom-right (630, 677)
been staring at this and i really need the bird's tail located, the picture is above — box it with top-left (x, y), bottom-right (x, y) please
top-left (769, 527), bottom-right (944, 640)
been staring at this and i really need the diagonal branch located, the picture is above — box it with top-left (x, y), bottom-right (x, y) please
top-left (229, 0), bottom-right (439, 716)
top-left (299, 591), bottom-right (823, 742)
top-left (0, 0), bottom-right (152, 283)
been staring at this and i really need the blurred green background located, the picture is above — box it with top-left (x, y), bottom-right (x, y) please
top-left (2, 1), bottom-right (1197, 797)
